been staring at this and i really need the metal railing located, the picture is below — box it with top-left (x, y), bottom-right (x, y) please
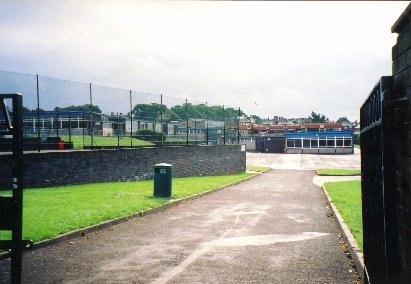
top-left (360, 76), bottom-right (398, 284)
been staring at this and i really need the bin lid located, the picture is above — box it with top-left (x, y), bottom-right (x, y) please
top-left (154, 163), bottom-right (173, 168)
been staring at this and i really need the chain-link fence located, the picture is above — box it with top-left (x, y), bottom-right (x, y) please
top-left (0, 70), bottom-right (245, 151)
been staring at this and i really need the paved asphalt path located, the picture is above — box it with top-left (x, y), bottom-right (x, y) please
top-left (0, 169), bottom-right (360, 283)
top-left (247, 149), bottom-right (361, 170)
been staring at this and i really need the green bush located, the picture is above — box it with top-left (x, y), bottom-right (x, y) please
top-left (135, 129), bottom-right (166, 142)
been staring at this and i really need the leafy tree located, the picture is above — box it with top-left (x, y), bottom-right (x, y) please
top-left (54, 104), bottom-right (102, 113)
top-left (309, 111), bottom-right (329, 123)
top-left (132, 102), bottom-right (246, 122)
top-left (133, 103), bottom-right (167, 118)
top-left (23, 106), bottom-right (45, 112)
top-left (251, 115), bottom-right (263, 124)
top-left (135, 129), bottom-right (166, 142)
top-left (336, 116), bottom-right (351, 124)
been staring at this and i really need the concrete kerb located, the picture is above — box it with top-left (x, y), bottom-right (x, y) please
top-left (322, 185), bottom-right (364, 282)
top-left (0, 170), bottom-right (268, 260)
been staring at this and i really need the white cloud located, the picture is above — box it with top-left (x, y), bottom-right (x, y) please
top-left (0, 1), bottom-right (409, 121)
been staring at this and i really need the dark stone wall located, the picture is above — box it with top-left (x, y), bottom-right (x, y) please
top-left (392, 5), bottom-right (411, 283)
top-left (0, 145), bottom-right (246, 189)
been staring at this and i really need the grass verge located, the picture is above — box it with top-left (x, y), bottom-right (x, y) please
top-left (324, 180), bottom-right (362, 250)
top-left (0, 173), bottom-right (252, 243)
top-left (59, 135), bottom-right (154, 149)
top-left (246, 166), bottom-right (271, 173)
top-left (317, 169), bottom-right (361, 176)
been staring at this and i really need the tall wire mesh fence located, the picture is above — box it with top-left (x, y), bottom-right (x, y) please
top-left (0, 70), bottom-right (245, 151)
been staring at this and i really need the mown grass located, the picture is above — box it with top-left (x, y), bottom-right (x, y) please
top-left (324, 180), bottom-right (363, 250)
top-left (0, 173), bottom-right (252, 243)
top-left (317, 169), bottom-right (361, 176)
top-left (59, 135), bottom-right (154, 149)
top-left (246, 166), bottom-right (271, 173)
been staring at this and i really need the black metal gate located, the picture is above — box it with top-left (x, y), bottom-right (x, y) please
top-left (360, 77), bottom-right (398, 284)
top-left (0, 94), bottom-right (33, 283)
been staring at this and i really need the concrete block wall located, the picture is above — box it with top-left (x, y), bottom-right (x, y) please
top-left (392, 5), bottom-right (411, 283)
top-left (0, 145), bottom-right (245, 189)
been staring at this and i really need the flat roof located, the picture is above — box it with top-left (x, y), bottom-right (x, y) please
top-left (284, 132), bottom-right (353, 138)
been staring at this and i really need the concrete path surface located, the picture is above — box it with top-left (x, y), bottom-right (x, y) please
top-left (247, 149), bottom-right (360, 170)
top-left (0, 170), bottom-right (360, 283)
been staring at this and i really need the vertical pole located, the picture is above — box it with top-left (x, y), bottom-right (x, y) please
top-left (223, 105), bottom-right (226, 145)
top-left (186, 99), bottom-right (189, 146)
top-left (160, 94), bottom-right (163, 145)
top-left (82, 114), bottom-right (85, 149)
top-left (11, 94), bottom-right (23, 284)
top-left (130, 90), bottom-right (133, 147)
top-left (194, 114), bottom-right (197, 145)
top-left (117, 112), bottom-right (120, 148)
top-left (36, 74), bottom-right (41, 152)
top-left (206, 102), bottom-right (209, 145)
top-left (238, 107), bottom-right (240, 144)
top-left (68, 113), bottom-right (72, 144)
top-left (56, 109), bottom-right (59, 137)
top-left (89, 83), bottom-right (93, 150)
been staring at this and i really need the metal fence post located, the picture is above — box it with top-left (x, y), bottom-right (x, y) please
top-left (161, 94), bottom-right (163, 145)
top-left (223, 105), bottom-right (226, 145)
top-left (186, 99), bottom-right (188, 146)
top-left (238, 107), bottom-right (240, 144)
top-left (130, 90), bottom-right (133, 147)
top-left (69, 112), bottom-right (72, 144)
top-left (36, 74), bottom-right (41, 152)
top-left (117, 112), bottom-right (120, 148)
top-left (89, 83), bottom-right (93, 150)
top-left (206, 102), bottom-right (209, 145)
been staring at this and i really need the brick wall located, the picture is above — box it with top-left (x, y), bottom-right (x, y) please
top-left (0, 145), bottom-right (246, 189)
top-left (391, 4), bottom-right (411, 283)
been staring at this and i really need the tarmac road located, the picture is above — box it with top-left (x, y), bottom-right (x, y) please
top-left (0, 168), bottom-right (360, 283)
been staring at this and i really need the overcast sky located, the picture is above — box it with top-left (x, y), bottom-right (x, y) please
top-left (0, 1), bottom-right (409, 121)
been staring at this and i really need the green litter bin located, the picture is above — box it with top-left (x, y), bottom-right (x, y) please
top-left (153, 163), bottom-right (173, 198)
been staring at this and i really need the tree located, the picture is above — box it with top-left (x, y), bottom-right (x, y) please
top-left (309, 111), bottom-right (329, 123)
top-left (337, 116), bottom-right (351, 124)
top-left (251, 115), bottom-right (263, 124)
top-left (54, 104), bottom-right (102, 113)
top-left (133, 103), bottom-right (167, 118)
top-left (23, 106), bottom-right (45, 112)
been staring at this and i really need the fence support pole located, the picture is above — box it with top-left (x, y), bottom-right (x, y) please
top-left (82, 114), bottom-right (85, 149)
top-left (194, 114), bottom-right (197, 145)
top-left (206, 102), bottom-right (209, 145)
top-left (161, 94), bottom-right (163, 145)
top-left (89, 83), bottom-right (93, 150)
top-left (130, 90), bottom-right (133, 147)
top-left (117, 112), bottom-right (120, 148)
top-left (238, 107), bottom-right (240, 144)
top-left (56, 109), bottom-right (59, 137)
top-left (186, 99), bottom-right (189, 146)
top-left (36, 74), bottom-right (41, 152)
top-left (69, 113), bottom-right (72, 144)
top-left (223, 105), bottom-right (226, 145)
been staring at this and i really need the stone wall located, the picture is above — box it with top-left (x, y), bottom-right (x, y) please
top-left (0, 145), bottom-right (246, 189)
top-left (391, 5), bottom-right (411, 283)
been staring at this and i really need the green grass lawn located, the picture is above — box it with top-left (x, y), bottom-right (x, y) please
top-left (317, 169), bottom-right (361, 176)
top-left (246, 166), bottom-right (271, 173)
top-left (324, 180), bottom-right (363, 250)
top-left (0, 173), bottom-right (252, 243)
top-left (59, 135), bottom-right (154, 149)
